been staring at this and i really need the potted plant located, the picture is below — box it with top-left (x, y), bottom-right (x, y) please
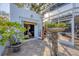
top-left (9, 27), bottom-right (26, 52)
top-left (45, 22), bottom-right (67, 32)
top-left (45, 21), bottom-right (68, 56)
top-left (0, 16), bottom-right (26, 53)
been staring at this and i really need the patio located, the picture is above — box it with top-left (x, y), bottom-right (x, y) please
top-left (58, 43), bottom-right (79, 56)
top-left (4, 38), bottom-right (52, 56)
top-left (3, 37), bottom-right (79, 56)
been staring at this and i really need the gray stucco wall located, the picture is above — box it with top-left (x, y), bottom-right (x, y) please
top-left (10, 4), bottom-right (42, 38)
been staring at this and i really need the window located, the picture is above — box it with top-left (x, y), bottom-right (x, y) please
top-left (50, 3), bottom-right (68, 11)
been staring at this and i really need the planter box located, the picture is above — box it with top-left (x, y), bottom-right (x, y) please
top-left (48, 28), bottom-right (65, 32)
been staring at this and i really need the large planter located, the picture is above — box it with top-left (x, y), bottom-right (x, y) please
top-left (10, 42), bottom-right (23, 53)
top-left (47, 27), bottom-right (65, 56)
top-left (48, 28), bottom-right (65, 32)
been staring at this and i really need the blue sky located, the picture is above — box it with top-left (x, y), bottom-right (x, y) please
top-left (0, 3), bottom-right (10, 13)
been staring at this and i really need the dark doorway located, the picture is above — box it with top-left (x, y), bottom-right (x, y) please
top-left (29, 24), bottom-right (34, 37)
top-left (24, 23), bottom-right (34, 38)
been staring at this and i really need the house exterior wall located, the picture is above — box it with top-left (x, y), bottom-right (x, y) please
top-left (10, 4), bottom-right (42, 38)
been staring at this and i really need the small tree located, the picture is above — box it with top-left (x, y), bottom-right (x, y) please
top-left (0, 16), bottom-right (26, 46)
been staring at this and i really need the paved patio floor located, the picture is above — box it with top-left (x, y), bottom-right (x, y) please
top-left (58, 35), bottom-right (79, 56)
top-left (58, 43), bottom-right (79, 56)
top-left (4, 38), bottom-right (79, 56)
top-left (7, 38), bottom-right (52, 56)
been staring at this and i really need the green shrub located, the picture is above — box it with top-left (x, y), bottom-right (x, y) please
top-left (56, 23), bottom-right (67, 28)
top-left (45, 21), bottom-right (68, 28)
top-left (0, 16), bottom-right (27, 46)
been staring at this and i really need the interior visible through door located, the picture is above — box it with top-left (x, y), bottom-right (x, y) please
top-left (24, 22), bottom-right (34, 38)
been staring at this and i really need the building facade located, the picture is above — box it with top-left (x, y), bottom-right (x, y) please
top-left (10, 4), bottom-right (42, 38)
top-left (43, 3), bottom-right (79, 47)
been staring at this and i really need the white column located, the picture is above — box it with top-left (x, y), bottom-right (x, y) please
top-left (71, 14), bottom-right (75, 46)
top-left (71, 3), bottom-right (75, 46)
top-left (19, 16), bottom-right (24, 27)
top-left (34, 24), bottom-right (39, 38)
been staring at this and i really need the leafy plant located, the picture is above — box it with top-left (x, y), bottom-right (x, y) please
top-left (45, 21), bottom-right (68, 28)
top-left (56, 23), bottom-right (67, 28)
top-left (0, 16), bottom-right (26, 46)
